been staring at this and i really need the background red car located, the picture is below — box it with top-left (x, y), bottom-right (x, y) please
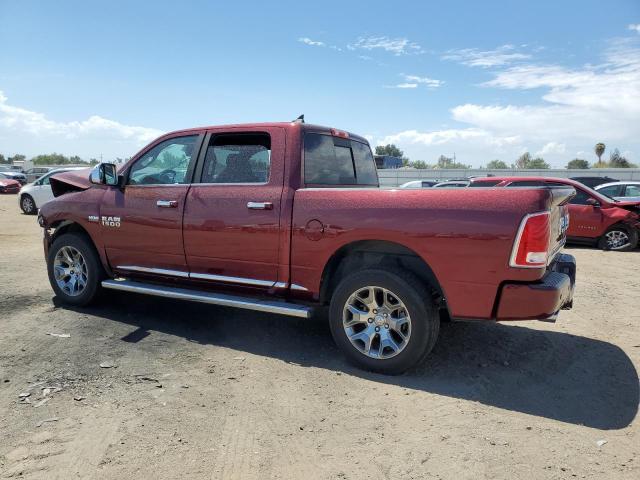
top-left (470, 176), bottom-right (640, 251)
top-left (0, 173), bottom-right (21, 194)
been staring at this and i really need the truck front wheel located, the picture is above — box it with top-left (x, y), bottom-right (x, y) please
top-left (329, 268), bottom-right (439, 375)
top-left (47, 233), bottom-right (105, 306)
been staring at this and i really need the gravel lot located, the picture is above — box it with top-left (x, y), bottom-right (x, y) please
top-left (0, 193), bottom-right (638, 479)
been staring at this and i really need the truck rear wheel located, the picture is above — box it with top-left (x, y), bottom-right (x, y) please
top-left (47, 233), bottom-right (105, 306)
top-left (329, 268), bottom-right (439, 375)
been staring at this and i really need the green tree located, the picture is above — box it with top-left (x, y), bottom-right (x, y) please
top-left (527, 157), bottom-right (550, 169)
top-left (609, 148), bottom-right (637, 168)
top-left (0, 154), bottom-right (7, 164)
top-left (486, 159), bottom-right (508, 169)
top-left (7, 154), bottom-right (26, 164)
top-left (515, 152), bottom-right (549, 169)
top-left (515, 152), bottom-right (531, 169)
top-left (375, 144), bottom-right (404, 158)
top-left (411, 160), bottom-right (429, 169)
top-left (595, 142), bottom-right (605, 164)
top-left (436, 155), bottom-right (470, 169)
top-left (566, 158), bottom-right (590, 169)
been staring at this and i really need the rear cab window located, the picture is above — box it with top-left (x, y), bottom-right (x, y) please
top-left (304, 133), bottom-right (378, 187)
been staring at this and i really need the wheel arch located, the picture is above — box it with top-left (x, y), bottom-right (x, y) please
top-left (318, 240), bottom-right (449, 319)
top-left (47, 220), bottom-right (112, 275)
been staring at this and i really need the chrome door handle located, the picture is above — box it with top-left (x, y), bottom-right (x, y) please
top-left (157, 200), bottom-right (178, 208)
top-left (247, 202), bottom-right (273, 210)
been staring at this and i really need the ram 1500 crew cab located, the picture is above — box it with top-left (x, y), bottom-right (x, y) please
top-left (39, 122), bottom-right (576, 373)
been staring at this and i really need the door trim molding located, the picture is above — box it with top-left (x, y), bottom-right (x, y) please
top-left (116, 265), bottom-right (277, 287)
top-left (117, 265), bottom-right (190, 278)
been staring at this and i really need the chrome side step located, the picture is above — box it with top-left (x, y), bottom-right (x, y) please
top-left (101, 279), bottom-right (312, 318)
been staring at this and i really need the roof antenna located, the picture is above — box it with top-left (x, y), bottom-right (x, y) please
top-left (293, 114), bottom-right (305, 124)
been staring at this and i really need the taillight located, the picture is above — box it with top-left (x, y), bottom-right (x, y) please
top-left (510, 211), bottom-right (551, 268)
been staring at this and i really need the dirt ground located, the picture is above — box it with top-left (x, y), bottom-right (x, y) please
top-left (0, 193), bottom-right (638, 480)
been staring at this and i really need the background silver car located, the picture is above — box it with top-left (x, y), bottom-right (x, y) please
top-left (595, 181), bottom-right (640, 202)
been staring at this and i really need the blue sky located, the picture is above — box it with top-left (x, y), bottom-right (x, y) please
top-left (1, 0), bottom-right (639, 166)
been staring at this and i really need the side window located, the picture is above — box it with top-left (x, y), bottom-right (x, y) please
top-left (41, 174), bottom-right (53, 185)
top-left (304, 133), bottom-right (378, 186)
top-left (545, 181), bottom-right (591, 204)
top-left (200, 133), bottom-right (270, 184)
top-left (598, 185), bottom-right (622, 197)
top-left (568, 189), bottom-right (591, 205)
top-left (128, 135), bottom-right (198, 185)
top-left (351, 140), bottom-right (378, 186)
top-left (305, 134), bottom-right (355, 185)
top-left (624, 185), bottom-right (640, 197)
top-left (506, 180), bottom-right (546, 187)
top-left (469, 180), bottom-right (501, 187)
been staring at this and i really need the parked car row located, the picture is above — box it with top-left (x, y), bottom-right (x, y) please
top-left (398, 176), bottom-right (640, 251)
top-left (0, 166), bottom-right (27, 184)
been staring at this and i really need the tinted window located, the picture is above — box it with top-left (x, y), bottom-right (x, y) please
top-left (597, 185), bottom-right (623, 197)
top-left (304, 133), bottom-right (378, 186)
top-left (351, 141), bottom-right (378, 185)
top-left (129, 136), bottom-right (198, 185)
top-left (507, 180), bottom-right (546, 187)
top-left (469, 180), bottom-right (501, 187)
top-left (201, 134), bottom-right (270, 184)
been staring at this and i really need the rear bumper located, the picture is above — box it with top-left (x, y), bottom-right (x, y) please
top-left (496, 253), bottom-right (576, 322)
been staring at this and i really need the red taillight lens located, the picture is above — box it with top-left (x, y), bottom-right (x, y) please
top-left (510, 211), bottom-right (551, 268)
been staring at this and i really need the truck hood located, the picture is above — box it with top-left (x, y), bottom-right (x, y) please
top-left (50, 168), bottom-right (92, 197)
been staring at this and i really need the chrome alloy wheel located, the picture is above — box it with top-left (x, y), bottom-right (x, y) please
top-left (342, 286), bottom-right (412, 359)
top-left (53, 246), bottom-right (88, 296)
top-left (22, 196), bottom-right (34, 212)
top-left (605, 230), bottom-right (630, 250)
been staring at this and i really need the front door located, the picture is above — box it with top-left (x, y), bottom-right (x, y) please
top-left (183, 128), bottom-right (285, 288)
top-left (101, 133), bottom-right (203, 275)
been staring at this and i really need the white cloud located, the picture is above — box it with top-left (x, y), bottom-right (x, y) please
top-left (387, 83), bottom-right (418, 89)
top-left (349, 36), bottom-right (423, 55)
top-left (386, 74), bottom-right (444, 89)
top-left (0, 90), bottom-right (163, 159)
top-left (378, 39), bottom-right (640, 167)
top-left (537, 142), bottom-right (566, 156)
top-left (403, 74), bottom-right (444, 88)
top-left (298, 37), bottom-right (325, 47)
top-left (442, 44), bottom-right (530, 67)
top-left (629, 24), bottom-right (640, 34)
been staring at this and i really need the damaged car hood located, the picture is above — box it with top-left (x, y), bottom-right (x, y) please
top-left (50, 168), bottom-right (93, 197)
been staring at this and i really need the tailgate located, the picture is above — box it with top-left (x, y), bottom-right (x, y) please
top-left (547, 187), bottom-right (574, 259)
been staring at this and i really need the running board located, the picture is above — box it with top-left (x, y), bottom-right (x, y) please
top-left (101, 279), bottom-right (312, 318)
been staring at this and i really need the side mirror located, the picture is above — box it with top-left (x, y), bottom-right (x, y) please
top-left (585, 197), bottom-right (600, 208)
top-left (90, 163), bottom-right (119, 186)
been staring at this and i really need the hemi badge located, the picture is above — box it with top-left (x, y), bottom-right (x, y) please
top-left (88, 215), bottom-right (99, 223)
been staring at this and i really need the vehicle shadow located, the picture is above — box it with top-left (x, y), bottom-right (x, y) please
top-left (57, 291), bottom-right (639, 431)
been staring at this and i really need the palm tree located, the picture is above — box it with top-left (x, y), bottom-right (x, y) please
top-left (595, 143), bottom-right (606, 164)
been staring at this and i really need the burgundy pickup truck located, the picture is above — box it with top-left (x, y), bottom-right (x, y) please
top-left (38, 122), bottom-right (576, 373)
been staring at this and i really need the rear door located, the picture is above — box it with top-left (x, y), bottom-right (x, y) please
top-left (182, 127), bottom-right (285, 289)
top-left (101, 133), bottom-right (203, 275)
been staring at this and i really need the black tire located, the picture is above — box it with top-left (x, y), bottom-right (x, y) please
top-left (329, 268), bottom-right (440, 375)
top-left (47, 233), bottom-right (105, 306)
top-left (20, 194), bottom-right (37, 214)
top-left (597, 224), bottom-right (638, 252)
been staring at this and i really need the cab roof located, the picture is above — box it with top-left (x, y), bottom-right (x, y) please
top-left (157, 122), bottom-right (370, 145)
